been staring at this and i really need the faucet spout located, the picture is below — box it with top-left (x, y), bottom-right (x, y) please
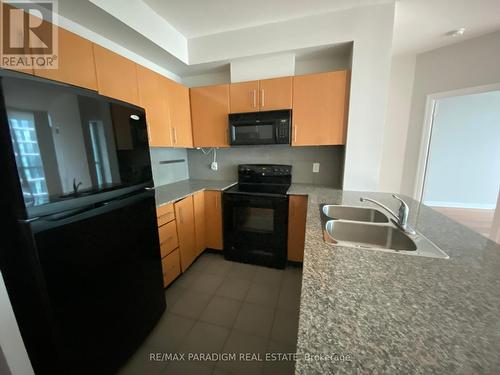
top-left (359, 195), bottom-right (416, 235)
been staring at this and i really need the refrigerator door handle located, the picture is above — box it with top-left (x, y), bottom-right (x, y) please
top-left (17, 217), bottom-right (40, 223)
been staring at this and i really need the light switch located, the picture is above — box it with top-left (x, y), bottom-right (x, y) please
top-left (313, 163), bottom-right (320, 173)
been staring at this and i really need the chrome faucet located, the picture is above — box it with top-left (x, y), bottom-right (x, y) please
top-left (360, 194), bottom-right (416, 235)
top-left (73, 178), bottom-right (82, 195)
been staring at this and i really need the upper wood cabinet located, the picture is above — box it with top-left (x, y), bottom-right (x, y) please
top-left (190, 84), bottom-right (230, 147)
top-left (292, 70), bottom-right (350, 146)
top-left (137, 65), bottom-right (172, 147)
top-left (288, 195), bottom-right (308, 262)
top-left (205, 191), bottom-right (223, 250)
top-left (93, 44), bottom-right (140, 106)
top-left (193, 191), bottom-right (206, 257)
top-left (34, 27), bottom-right (97, 90)
top-left (165, 78), bottom-right (193, 148)
top-left (174, 195), bottom-right (196, 272)
top-left (230, 81), bottom-right (259, 113)
top-left (229, 78), bottom-right (292, 113)
top-left (258, 77), bottom-right (292, 111)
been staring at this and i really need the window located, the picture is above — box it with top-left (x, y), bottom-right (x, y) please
top-left (8, 110), bottom-right (49, 206)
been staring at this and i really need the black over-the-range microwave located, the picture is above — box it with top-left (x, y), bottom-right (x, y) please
top-left (228, 109), bottom-right (291, 145)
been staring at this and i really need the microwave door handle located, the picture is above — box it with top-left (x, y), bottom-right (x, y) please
top-left (275, 126), bottom-right (279, 142)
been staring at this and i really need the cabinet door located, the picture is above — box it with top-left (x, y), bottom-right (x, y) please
top-left (191, 84), bottom-right (230, 147)
top-left (1, 3), bottom-right (33, 74)
top-left (288, 195), bottom-right (308, 262)
top-left (230, 81), bottom-right (259, 113)
top-left (93, 44), bottom-right (140, 106)
top-left (161, 248), bottom-right (181, 287)
top-left (137, 65), bottom-right (172, 147)
top-left (193, 191), bottom-right (206, 257)
top-left (174, 195), bottom-right (196, 271)
top-left (292, 70), bottom-right (349, 146)
top-left (259, 77), bottom-right (292, 111)
top-left (205, 191), bottom-right (223, 250)
top-left (34, 27), bottom-right (97, 90)
top-left (165, 78), bottom-right (193, 148)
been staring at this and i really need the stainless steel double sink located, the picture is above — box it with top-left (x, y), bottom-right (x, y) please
top-left (320, 204), bottom-right (449, 259)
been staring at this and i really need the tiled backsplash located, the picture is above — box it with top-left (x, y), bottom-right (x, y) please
top-left (187, 145), bottom-right (344, 187)
top-left (150, 148), bottom-right (189, 186)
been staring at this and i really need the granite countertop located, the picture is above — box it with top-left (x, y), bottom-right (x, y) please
top-left (291, 185), bottom-right (500, 374)
top-left (154, 179), bottom-right (236, 207)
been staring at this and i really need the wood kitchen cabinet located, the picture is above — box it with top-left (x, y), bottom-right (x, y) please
top-left (193, 191), bottom-right (206, 257)
top-left (165, 78), bottom-right (193, 148)
top-left (292, 70), bottom-right (350, 146)
top-left (156, 203), bottom-right (181, 287)
top-left (190, 84), bottom-right (230, 147)
top-left (34, 27), bottom-right (97, 90)
top-left (258, 77), bottom-right (292, 111)
top-left (230, 78), bottom-right (292, 113)
top-left (230, 81), bottom-right (259, 113)
top-left (137, 65), bottom-right (172, 147)
top-left (205, 191), bottom-right (223, 250)
top-left (93, 44), bottom-right (140, 106)
top-left (174, 195), bottom-right (197, 271)
top-left (288, 195), bottom-right (308, 262)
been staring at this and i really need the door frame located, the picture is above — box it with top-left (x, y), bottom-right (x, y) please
top-left (413, 82), bottom-right (500, 202)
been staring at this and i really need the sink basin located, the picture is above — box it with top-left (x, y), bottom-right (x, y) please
top-left (325, 220), bottom-right (416, 251)
top-left (320, 203), bottom-right (449, 259)
top-left (322, 204), bottom-right (389, 223)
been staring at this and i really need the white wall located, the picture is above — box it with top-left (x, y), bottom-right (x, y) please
top-left (400, 30), bottom-right (500, 198)
top-left (0, 273), bottom-right (34, 375)
top-left (230, 53), bottom-right (295, 82)
top-left (423, 91), bottom-right (500, 208)
top-left (189, 3), bottom-right (395, 191)
top-left (379, 54), bottom-right (416, 193)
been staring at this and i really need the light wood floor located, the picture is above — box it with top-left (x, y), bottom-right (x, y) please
top-left (430, 206), bottom-right (495, 238)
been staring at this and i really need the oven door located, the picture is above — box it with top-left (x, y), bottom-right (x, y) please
top-left (229, 121), bottom-right (277, 145)
top-left (223, 192), bottom-right (288, 268)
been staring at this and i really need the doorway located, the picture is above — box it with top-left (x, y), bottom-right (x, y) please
top-left (419, 89), bottom-right (500, 241)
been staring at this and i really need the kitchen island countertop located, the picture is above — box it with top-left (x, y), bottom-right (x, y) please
top-left (291, 185), bottom-right (500, 374)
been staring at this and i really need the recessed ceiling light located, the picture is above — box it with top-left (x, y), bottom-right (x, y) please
top-left (447, 28), bottom-right (466, 37)
top-left (130, 114), bottom-right (140, 120)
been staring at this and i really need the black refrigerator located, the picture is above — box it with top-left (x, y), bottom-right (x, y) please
top-left (0, 70), bottom-right (166, 374)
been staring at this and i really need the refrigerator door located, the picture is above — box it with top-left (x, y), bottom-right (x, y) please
top-left (30, 190), bottom-right (165, 374)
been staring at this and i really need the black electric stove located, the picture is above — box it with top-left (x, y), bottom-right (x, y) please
top-left (223, 164), bottom-right (292, 269)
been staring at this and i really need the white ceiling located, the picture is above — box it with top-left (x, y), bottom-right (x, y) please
top-left (393, 0), bottom-right (500, 55)
top-left (143, 0), bottom-right (390, 38)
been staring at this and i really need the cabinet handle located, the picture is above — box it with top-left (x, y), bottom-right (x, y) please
top-left (252, 90), bottom-right (257, 108)
top-left (178, 207), bottom-right (183, 224)
top-left (261, 89), bottom-right (265, 108)
top-left (173, 127), bottom-right (178, 145)
top-left (294, 124), bottom-right (298, 143)
top-left (215, 195), bottom-right (218, 209)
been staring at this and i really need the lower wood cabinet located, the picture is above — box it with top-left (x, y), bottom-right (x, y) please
top-left (205, 191), bottom-right (223, 250)
top-left (288, 195), bottom-right (308, 262)
top-left (158, 220), bottom-right (179, 258)
top-left (161, 249), bottom-right (181, 287)
top-left (175, 195), bottom-right (197, 271)
top-left (193, 191), bottom-right (206, 257)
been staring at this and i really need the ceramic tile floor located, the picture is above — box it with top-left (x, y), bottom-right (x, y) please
top-left (118, 252), bottom-right (302, 375)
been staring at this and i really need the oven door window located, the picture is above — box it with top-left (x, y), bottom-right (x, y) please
top-left (234, 206), bottom-right (274, 233)
top-left (232, 123), bottom-right (274, 143)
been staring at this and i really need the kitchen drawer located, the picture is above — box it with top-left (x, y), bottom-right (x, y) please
top-left (158, 220), bottom-right (179, 258)
top-left (157, 203), bottom-right (175, 226)
top-left (161, 248), bottom-right (181, 287)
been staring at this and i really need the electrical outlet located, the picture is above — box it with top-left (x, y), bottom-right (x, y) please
top-left (313, 163), bottom-right (320, 173)
top-left (210, 161), bottom-right (218, 171)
